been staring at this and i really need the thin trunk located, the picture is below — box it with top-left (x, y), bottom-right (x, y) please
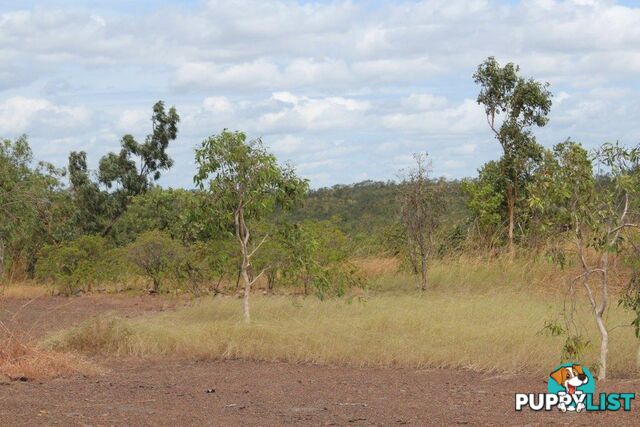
top-left (596, 260), bottom-right (610, 380)
top-left (241, 258), bottom-right (251, 323)
top-left (407, 235), bottom-right (419, 275)
top-left (236, 206), bottom-right (252, 323)
top-left (595, 312), bottom-right (608, 380)
top-left (420, 250), bottom-right (428, 291)
top-left (506, 183), bottom-right (515, 256)
top-left (636, 343), bottom-right (640, 373)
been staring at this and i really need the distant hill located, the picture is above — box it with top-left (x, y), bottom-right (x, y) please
top-left (290, 180), bottom-right (469, 238)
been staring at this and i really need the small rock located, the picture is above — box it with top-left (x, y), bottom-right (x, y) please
top-left (205, 388), bottom-right (216, 393)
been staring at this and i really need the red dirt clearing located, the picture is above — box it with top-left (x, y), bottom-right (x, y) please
top-left (1, 295), bottom-right (638, 426)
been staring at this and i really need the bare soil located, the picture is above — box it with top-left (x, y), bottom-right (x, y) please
top-left (1, 295), bottom-right (638, 426)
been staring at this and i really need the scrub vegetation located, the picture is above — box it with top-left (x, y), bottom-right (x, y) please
top-left (2, 58), bottom-right (640, 380)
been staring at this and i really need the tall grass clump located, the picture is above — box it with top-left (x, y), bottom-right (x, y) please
top-left (0, 331), bottom-right (97, 380)
top-left (47, 292), bottom-right (638, 377)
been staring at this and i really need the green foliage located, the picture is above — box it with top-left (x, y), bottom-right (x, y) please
top-left (174, 240), bottom-right (239, 296)
top-left (561, 335), bottom-right (591, 363)
top-left (619, 273), bottom-right (640, 339)
top-left (194, 129), bottom-right (309, 320)
top-left (68, 101), bottom-right (179, 236)
top-left (474, 56), bottom-right (552, 149)
top-left (473, 57), bottom-right (552, 250)
top-left (1, 135), bottom-right (70, 279)
top-left (528, 139), bottom-right (594, 240)
top-left (111, 188), bottom-right (204, 245)
top-left (35, 235), bottom-right (119, 295)
top-left (194, 130), bottom-right (308, 230)
top-left (126, 230), bottom-right (183, 293)
top-left (273, 219), bottom-right (361, 299)
top-left (461, 160), bottom-right (506, 245)
top-left (291, 180), bottom-right (468, 256)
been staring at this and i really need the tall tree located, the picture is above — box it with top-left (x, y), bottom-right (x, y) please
top-left (68, 101), bottom-right (180, 236)
top-left (194, 130), bottom-right (308, 322)
top-left (474, 57), bottom-right (552, 254)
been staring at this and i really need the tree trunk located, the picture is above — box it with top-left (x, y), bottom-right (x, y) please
top-left (636, 343), bottom-right (640, 373)
top-left (406, 235), bottom-right (419, 275)
top-left (506, 183), bottom-right (515, 256)
top-left (419, 243), bottom-right (428, 291)
top-left (236, 207), bottom-right (252, 324)
top-left (595, 312), bottom-right (608, 380)
top-left (241, 258), bottom-right (251, 323)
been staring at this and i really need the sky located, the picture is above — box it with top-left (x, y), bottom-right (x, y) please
top-left (1, 0), bottom-right (640, 188)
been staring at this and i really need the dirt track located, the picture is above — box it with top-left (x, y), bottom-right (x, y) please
top-left (1, 296), bottom-right (638, 426)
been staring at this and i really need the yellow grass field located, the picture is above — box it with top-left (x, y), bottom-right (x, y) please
top-left (47, 289), bottom-right (639, 378)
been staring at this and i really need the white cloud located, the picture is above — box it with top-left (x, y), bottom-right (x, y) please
top-left (3, 0), bottom-right (640, 186)
top-left (117, 109), bottom-right (148, 133)
top-left (270, 134), bottom-right (304, 154)
top-left (383, 99), bottom-right (485, 134)
top-left (174, 60), bottom-right (281, 90)
top-left (202, 96), bottom-right (233, 113)
top-left (402, 93), bottom-right (449, 111)
top-left (259, 94), bottom-right (371, 132)
top-left (0, 96), bottom-right (90, 135)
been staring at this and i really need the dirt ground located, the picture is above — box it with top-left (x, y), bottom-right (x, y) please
top-left (1, 295), bottom-right (638, 426)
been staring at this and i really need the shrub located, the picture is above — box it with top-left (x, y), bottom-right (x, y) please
top-left (35, 235), bottom-right (118, 295)
top-left (126, 230), bottom-right (183, 293)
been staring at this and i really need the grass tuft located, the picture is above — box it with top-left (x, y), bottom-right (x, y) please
top-left (0, 335), bottom-right (97, 381)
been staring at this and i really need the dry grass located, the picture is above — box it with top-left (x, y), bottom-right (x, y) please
top-left (0, 331), bottom-right (98, 381)
top-left (0, 283), bottom-right (51, 299)
top-left (47, 291), bottom-right (639, 378)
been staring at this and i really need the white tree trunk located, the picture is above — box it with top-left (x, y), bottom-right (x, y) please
top-left (242, 265), bottom-right (251, 323)
top-left (595, 312), bottom-right (608, 380)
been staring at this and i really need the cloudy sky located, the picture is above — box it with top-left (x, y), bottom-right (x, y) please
top-left (1, 0), bottom-right (639, 188)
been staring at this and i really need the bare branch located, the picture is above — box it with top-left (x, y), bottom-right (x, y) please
top-left (248, 234), bottom-right (269, 259)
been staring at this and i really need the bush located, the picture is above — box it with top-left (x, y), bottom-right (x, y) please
top-left (174, 240), bottom-right (239, 296)
top-left (272, 219), bottom-right (362, 298)
top-left (35, 235), bottom-right (119, 295)
top-left (126, 230), bottom-right (183, 293)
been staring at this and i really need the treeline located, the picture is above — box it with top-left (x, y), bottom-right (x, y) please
top-left (2, 57), bottom-right (640, 376)
top-left (0, 124), bottom-right (361, 301)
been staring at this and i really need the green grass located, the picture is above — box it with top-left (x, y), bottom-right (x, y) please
top-left (46, 290), bottom-right (639, 377)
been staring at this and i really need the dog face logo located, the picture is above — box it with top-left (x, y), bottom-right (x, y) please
top-left (550, 365), bottom-right (588, 394)
top-left (548, 363), bottom-right (595, 412)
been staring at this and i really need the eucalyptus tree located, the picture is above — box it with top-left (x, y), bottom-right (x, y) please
top-left (532, 140), bottom-right (640, 380)
top-left (474, 57), bottom-right (552, 253)
top-left (194, 130), bottom-right (308, 322)
top-left (68, 101), bottom-right (179, 236)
